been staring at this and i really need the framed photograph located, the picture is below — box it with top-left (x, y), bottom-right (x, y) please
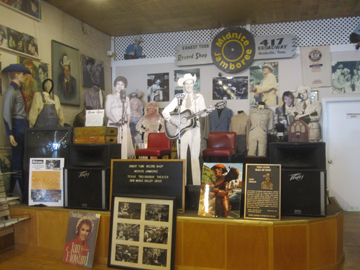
top-left (0, 0), bottom-right (41, 20)
top-left (147, 72), bottom-right (169, 102)
top-left (244, 164), bottom-right (281, 220)
top-left (80, 54), bottom-right (105, 89)
top-left (7, 28), bottom-right (23, 52)
top-left (309, 90), bottom-right (319, 101)
top-left (108, 194), bottom-right (176, 270)
top-left (212, 76), bottom-right (248, 100)
top-left (51, 40), bottom-right (80, 106)
top-left (174, 68), bottom-right (200, 95)
top-left (331, 60), bottom-right (360, 94)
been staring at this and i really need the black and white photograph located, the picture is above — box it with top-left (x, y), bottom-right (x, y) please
top-left (213, 76), bottom-right (248, 100)
top-left (51, 40), bottom-right (80, 106)
top-left (147, 72), bottom-right (169, 102)
top-left (144, 225), bottom-right (168, 244)
top-left (115, 244), bottom-right (139, 264)
top-left (145, 204), bottom-right (169, 222)
top-left (174, 68), bottom-right (200, 95)
top-left (81, 54), bottom-right (105, 89)
top-left (143, 247), bottom-right (167, 267)
top-left (116, 223), bottom-right (140, 241)
top-left (331, 61), bottom-right (360, 94)
top-left (118, 202), bottom-right (141, 219)
top-left (45, 159), bottom-right (61, 170)
top-left (109, 195), bottom-right (176, 270)
top-left (249, 61), bottom-right (279, 106)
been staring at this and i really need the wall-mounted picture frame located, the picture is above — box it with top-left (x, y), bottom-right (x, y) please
top-left (80, 54), bottom-right (105, 89)
top-left (51, 40), bottom-right (80, 106)
top-left (108, 194), bottom-right (176, 270)
top-left (309, 90), bottom-right (319, 101)
top-left (0, 0), bottom-right (41, 20)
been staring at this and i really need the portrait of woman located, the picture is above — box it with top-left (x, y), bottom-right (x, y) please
top-left (129, 97), bottom-right (144, 144)
top-left (63, 216), bottom-right (94, 267)
top-left (135, 101), bottom-right (165, 147)
top-left (274, 91), bottom-right (295, 129)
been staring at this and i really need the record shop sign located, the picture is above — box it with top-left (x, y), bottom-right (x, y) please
top-left (211, 27), bottom-right (256, 73)
top-left (175, 42), bottom-right (212, 66)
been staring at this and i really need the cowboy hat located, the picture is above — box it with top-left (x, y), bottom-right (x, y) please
top-left (177, 73), bottom-right (197, 86)
top-left (261, 64), bottom-right (274, 72)
top-left (2, 64), bottom-right (31, 74)
top-left (263, 173), bottom-right (272, 178)
top-left (296, 85), bottom-right (311, 95)
top-left (134, 36), bottom-right (144, 42)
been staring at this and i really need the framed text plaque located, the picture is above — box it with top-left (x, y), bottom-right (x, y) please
top-left (244, 164), bottom-right (281, 220)
top-left (111, 160), bottom-right (186, 213)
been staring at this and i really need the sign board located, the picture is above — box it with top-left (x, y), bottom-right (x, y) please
top-left (111, 159), bottom-right (186, 213)
top-left (85, 109), bottom-right (104, 126)
top-left (244, 164), bottom-right (281, 220)
top-left (175, 42), bottom-right (212, 66)
top-left (211, 27), bottom-right (256, 73)
top-left (254, 34), bottom-right (296, 60)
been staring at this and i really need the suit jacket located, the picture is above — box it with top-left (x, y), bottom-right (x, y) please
top-left (57, 74), bottom-right (77, 103)
top-left (209, 107), bottom-right (233, 132)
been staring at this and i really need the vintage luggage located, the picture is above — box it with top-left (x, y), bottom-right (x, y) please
top-left (73, 127), bottom-right (117, 144)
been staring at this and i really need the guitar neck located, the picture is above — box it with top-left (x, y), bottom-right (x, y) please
top-left (186, 109), bottom-right (207, 120)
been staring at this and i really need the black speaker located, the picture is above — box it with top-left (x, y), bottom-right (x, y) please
top-left (281, 170), bottom-right (327, 216)
top-left (68, 144), bottom-right (121, 167)
top-left (269, 142), bottom-right (326, 170)
top-left (64, 167), bottom-right (110, 210)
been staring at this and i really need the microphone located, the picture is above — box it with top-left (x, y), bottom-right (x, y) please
top-left (175, 93), bottom-right (185, 106)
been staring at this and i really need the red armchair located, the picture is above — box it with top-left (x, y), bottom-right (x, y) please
top-left (202, 132), bottom-right (236, 161)
top-left (135, 133), bottom-right (172, 159)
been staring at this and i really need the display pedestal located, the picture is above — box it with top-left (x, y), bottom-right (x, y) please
top-left (8, 197), bottom-right (344, 270)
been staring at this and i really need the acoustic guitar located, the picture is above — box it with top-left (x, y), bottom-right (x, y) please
top-left (164, 101), bottom-right (226, 140)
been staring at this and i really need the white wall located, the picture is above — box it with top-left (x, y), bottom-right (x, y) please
top-left (0, 2), bottom-right (112, 147)
top-left (111, 45), bottom-right (360, 121)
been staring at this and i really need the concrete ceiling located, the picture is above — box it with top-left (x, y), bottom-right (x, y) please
top-left (45, 0), bottom-right (360, 36)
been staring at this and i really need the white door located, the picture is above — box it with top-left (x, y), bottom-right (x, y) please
top-left (323, 97), bottom-right (360, 211)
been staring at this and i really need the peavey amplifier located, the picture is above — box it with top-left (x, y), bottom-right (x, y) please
top-left (64, 167), bottom-right (110, 210)
top-left (281, 170), bottom-right (327, 217)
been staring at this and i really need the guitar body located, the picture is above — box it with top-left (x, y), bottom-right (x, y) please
top-left (165, 110), bottom-right (196, 140)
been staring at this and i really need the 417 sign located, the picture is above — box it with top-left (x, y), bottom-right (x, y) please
top-left (254, 34), bottom-right (296, 60)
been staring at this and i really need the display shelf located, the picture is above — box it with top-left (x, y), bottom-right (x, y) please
top-left (8, 197), bottom-right (344, 270)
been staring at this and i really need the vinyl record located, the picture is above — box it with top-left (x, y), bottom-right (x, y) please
top-left (211, 27), bottom-right (256, 73)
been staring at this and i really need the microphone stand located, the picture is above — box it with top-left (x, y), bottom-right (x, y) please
top-left (177, 99), bottom-right (182, 159)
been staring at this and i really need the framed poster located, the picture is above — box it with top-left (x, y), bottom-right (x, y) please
top-left (244, 164), bottom-right (281, 220)
top-left (51, 40), bottom-right (80, 106)
top-left (28, 157), bottom-right (64, 207)
top-left (108, 194), bottom-right (176, 270)
top-left (212, 76), bottom-right (248, 100)
top-left (111, 160), bottom-right (186, 213)
top-left (80, 54), bottom-right (105, 89)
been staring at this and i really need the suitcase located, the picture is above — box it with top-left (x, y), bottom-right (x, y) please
top-left (73, 127), bottom-right (118, 144)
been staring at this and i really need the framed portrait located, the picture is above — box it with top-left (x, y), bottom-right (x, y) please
top-left (331, 61), bottom-right (360, 94)
top-left (174, 68), bottom-right (200, 95)
top-left (249, 61), bottom-right (279, 106)
top-left (0, 0), bottom-right (41, 20)
top-left (147, 72), bottom-right (169, 102)
top-left (212, 76), bottom-right (248, 100)
top-left (51, 40), bottom-right (80, 106)
top-left (7, 28), bottom-right (23, 52)
top-left (108, 194), bottom-right (176, 270)
top-left (0, 25), bottom-right (8, 50)
top-left (80, 54), bottom-right (105, 89)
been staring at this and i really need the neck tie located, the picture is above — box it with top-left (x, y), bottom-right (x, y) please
top-left (65, 81), bottom-right (69, 95)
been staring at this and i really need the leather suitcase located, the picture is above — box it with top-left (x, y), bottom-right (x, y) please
top-left (73, 135), bottom-right (117, 144)
top-left (73, 127), bottom-right (118, 136)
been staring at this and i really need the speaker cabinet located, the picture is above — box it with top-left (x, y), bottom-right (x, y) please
top-left (68, 144), bottom-right (121, 167)
top-left (64, 167), bottom-right (110, 210)
top-left (281, 170), bottom-right (326, 216)
top-left (269, 142), bottom-right (326, 170)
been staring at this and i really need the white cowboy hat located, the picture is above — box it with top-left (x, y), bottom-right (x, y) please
top-left (296, 85), bottom-right (311, 95)
top-left (261, 64), bottom-right (274, 72)
top-left (177, 73), bottom-right (197, 86)
top-left (134, 36), bottom-right (144, 42)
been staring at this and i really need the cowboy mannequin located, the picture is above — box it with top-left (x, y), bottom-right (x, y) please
top-left (162, 73), bottom-right (212, 185)
top-left (2, 63), bottom-right (32, 196)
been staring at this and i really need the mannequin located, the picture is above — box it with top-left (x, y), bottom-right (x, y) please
top-left (2, 64), bottom-right (32, 196)
top-left (105, 76), bottom-right (135, 158)
top-left (208, 101), bottom-right (233, 132)
top-left (29, 79), bottom-right (64, 128)
top-left (229, 110), bottom-right (250, 156)
top-left (248, 102), bottom-right (274, 156)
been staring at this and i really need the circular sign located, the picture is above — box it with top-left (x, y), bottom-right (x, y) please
top-left (211, 27), bottom-right (256, 73)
